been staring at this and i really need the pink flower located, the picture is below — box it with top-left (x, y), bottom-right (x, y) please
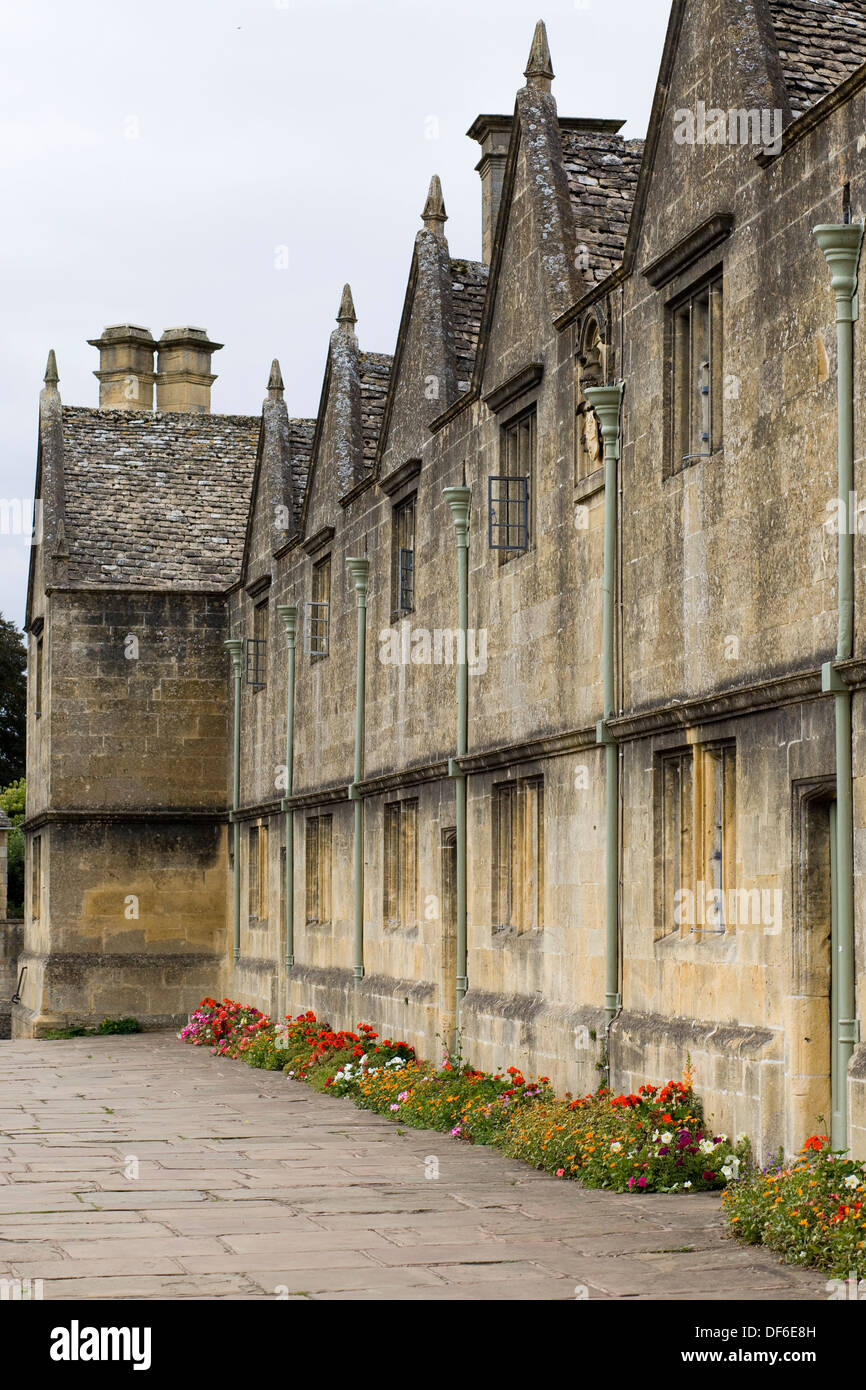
top-left (556, 1168), bottom-right (565, 1178)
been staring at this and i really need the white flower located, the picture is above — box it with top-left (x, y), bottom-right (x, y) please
top-left (651, 1130), bottom-right (659, 1142)
top-left (699, 1139), bottom-right (715, 1155)
top-left (610, 1141), bottom-right (622, 1152)
top-left (715, 1133), bottom-right (728, 1144)
top-left (683, 1181), bottom-right (692, 1189)
top-left (844, 1174), bottom-right (861, 1189)
top-left (661, 1132), bottom-right (673, 1144)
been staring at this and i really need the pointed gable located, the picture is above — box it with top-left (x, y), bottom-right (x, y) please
top-left (620, 0), bottom-right (795, 278)
top-left (300, 286), bottom-right (393, 538)
top-left (238, 361), bottom-right (317, 589)
top-left (376, 176), bottom-right (487, 471)
top-left (469, 22), bottom-right (641, 391)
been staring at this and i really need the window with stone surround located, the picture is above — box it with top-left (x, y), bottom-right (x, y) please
top-left (305, 814), bottom-right (332, 924)
top-left (492, 777), bottom-right (544, 932)
top-left (490, 407), bottom-right (535, 556)
top-left (658, 750), bottom-right (693, 940)
top-left (392, 494), bottom-right (416, 616)
top-left (246, 601), bottom-right (268, 688)
top-left (307, 555), bottom-right (331, 659)
top-left (35, 634), bottom-right (43, 718)
top-left (248, 824), bottom-right (268, 922)
top-left (31, 834), bottom-right (41, 920)
top-left (669, 273), bottom-right (723, 473)
top-left (657, 744), bottom-right (735, 938)
top-left (383, 799), bottom-right (418, 928)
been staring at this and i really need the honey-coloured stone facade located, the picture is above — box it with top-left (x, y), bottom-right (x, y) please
top-left (12, 4), bottom-right (866, 1162)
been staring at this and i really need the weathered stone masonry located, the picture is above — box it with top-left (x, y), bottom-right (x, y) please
top-left (13, 2), bottom-right (866, 1160)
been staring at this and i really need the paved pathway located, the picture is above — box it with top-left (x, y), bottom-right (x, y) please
top-left (0, 1034), bottom-right (825, 1301)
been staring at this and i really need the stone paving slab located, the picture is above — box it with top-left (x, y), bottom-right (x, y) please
top-left (0, 1033), bottom-right (828, 1302)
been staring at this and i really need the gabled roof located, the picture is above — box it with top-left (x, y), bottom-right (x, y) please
top-left (560, 126), bottom-right (645, 283)
top-left (60, 408), bottom-right (260, 588)
top-left (768, 0), bottom-right (866, 119)
top-left (450, 259), bottom-right (489, 389)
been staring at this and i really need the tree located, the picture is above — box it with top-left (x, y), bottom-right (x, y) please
top-left (0, 776), bottom-right (25, 917)
top-left (0, 615), bottom-right (26, 784)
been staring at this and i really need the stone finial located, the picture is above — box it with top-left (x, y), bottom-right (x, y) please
top-left (267, 358), bottom-right (284, 400)
top-left (422, 174), bottom-right (448, 234)
top-left (337, 284), bottom-right (357, 330)
top-left (43, 349), bottom-right (59, 388)
top-left (524, 19), bottom-right (554, 90)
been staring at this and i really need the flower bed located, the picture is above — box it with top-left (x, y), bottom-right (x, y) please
top-left (722, 1135), bottom-right (866, 1279)
top-left (179, 998), bottom-right (747, 1195)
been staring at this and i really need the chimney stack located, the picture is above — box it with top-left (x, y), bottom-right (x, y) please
top-left (87, 325), bottom-right (156, 409)
top-left (156, 327), bottom-right (223, 413)
top-left (466, 115), bottom-right (513, 265)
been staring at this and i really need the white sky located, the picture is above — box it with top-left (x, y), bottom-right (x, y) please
top-left (0, 0), bottom-right (671, 629)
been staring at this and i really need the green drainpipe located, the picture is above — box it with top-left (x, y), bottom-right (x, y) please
top-left (347, 557), bottom-right (370, 1022)
top-left (276, 605), bottom-right (298, 988)
top-left (444, 486), bottom-right (471, 1040)
top-left (815, 222), bottom-right (863, 1151)
top-left (224, 638), bottom-right (244, 965)
top-left (585, 385), bottom-right (624, 1040)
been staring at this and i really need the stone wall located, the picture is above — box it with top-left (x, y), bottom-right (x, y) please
top-left (16, 589), bottom-right (230, 1034)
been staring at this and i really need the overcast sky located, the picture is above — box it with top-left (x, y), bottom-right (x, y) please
top-left (0, 0), bottom-right (670, 630)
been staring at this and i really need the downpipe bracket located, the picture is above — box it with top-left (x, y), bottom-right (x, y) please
top-left (822, 661), bottom-right (848, 693)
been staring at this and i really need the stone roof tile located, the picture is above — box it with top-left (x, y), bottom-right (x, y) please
top-left (560, 129), bottom-right (644, 282)
top-left (769, 0), bottom-right (866, 118)
top-left (61, 408), bottom-right (260, 589)
top-left (359, 353), bottom-right (393, 468)
top-left (450, 259), bottom-right (489, 390)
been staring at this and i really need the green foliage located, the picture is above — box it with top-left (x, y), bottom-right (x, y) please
top-left (305, 1049), bottom-right (355, 1091)
top-left (42, 1017), bottom-right (141, 1039)
top-left (0, 776), bottom-right (25, 916)
top-left (0, 617), bottom-right (25, 786)
top-left (0, 777), bottom-right (25, 821)
top-left (723, 1135), bottom-right (866, 1279)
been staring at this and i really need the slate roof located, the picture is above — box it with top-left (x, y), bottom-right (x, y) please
top-left (560, 128), bottom-right (645, 283)
top-left (289, 417), bottom-right (315, 524)
top-left (359, 353), bottom-right (393, 467)
top-left (61, 408), bottom-right (260, 588)
top-left (450, 259), bottom-right (489, 389)
top-left (769, 0), bottom-right (866, 118)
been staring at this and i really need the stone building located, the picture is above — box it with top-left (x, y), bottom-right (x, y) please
top-left (13, 0), bottom-right (866, 1158)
